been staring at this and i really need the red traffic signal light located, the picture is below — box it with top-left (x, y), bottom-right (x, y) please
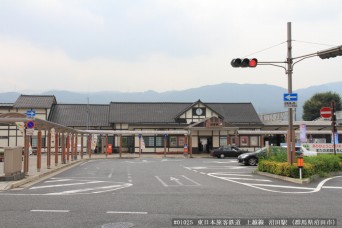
top-left (231, 58), bottom-right (258, 68)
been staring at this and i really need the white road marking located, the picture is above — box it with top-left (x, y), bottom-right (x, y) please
top-left (215, 173), bottom-right (252, 177)
top-left (45, 179), bottom-right (73, 183)
top-left (155, 176), bottom-right (168, 187)
top-left (221, 177), bottom-right (272, 182)
top-left (79, 162), bottom-right (89, 167)
top-left (106, 211), bottom-right (148, 214)
top-left (207, 173), bottom-right (342, 194)
top-left (181, 175), bottom-right (201, 186)
top-left (322, 186), bottom-right (342, 189)
top-left (108, 168), bottom-right (114, 178)
top-left (252, 184), bottom-right (315, 190)
top-left (190, 166), bottom-right (246, 170)
top-left (31, 210), bottom-right (69, 213)
top-left (30, 181), bottom-right (105, 189)
top-left (170, 177), bottom-right (183, 185)
top-left (200, 172), bottom-right (206, 175)
top-left (203, 161), bottom-right (238, 164)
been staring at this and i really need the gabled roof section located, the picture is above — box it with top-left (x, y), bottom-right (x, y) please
top-left (174, 99), bottom-right (223, 119)
top-left (109, 102), bottom-right (191, 124)
top-left (13, 95), bottom-right (57, 109)
top-left (206, 103), bottom-right (262, 125)
top-left (188, 116), bottom-right (237, 129)
top-left (49, 104), bottom-right (110, 127)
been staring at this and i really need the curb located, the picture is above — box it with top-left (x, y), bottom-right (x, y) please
top-left (255, 171), bottom-right (317, 184)
top-left (3, 160), bottom-right (85, 190)
top-left (255, 171), bottom-right (342, 184)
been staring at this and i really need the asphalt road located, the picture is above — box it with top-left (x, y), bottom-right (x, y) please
top-left (0, 157), bottom-right (341, 228)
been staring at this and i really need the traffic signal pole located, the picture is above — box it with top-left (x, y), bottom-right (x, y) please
top-left (231, 22), bottom-right (342, 164)
top-left (287, 22), bottom-right (296, 165)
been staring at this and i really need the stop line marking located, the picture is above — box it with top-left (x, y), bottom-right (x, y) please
top-left (31, 210), bottom-right (69, 213)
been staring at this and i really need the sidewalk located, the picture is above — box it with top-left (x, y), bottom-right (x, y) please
top-left (0, 153), bottom-right (210, 191)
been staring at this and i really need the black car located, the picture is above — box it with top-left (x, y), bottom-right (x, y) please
top-left (237, 146), bottom-right (292, 166)
top-left (210, 145), bottom-right (248, 158)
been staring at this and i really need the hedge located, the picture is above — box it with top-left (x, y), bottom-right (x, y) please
top-left (258, 153), bottom-right (342, 179)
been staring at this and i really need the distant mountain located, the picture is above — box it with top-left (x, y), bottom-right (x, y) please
top-left (1, 82), bottom-right (342, 119)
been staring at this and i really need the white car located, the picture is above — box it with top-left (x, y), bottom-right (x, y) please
top-left (282, 146), bottom-right (317, 156)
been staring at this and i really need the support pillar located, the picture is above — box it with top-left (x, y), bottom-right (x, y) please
top-left (37, 130), bottom-right (42, 172)
top-left (71, 133), bottom-right (74, 161)
top-left (66, 134), bottom-right (70, 163)
top-left (55, 132), bottom-right (59, 166)
top-left (47, 129), bottom-right (51, 169)
top-left (81, 134), bottom-right (84, 159)
top-left (62, 133), bottom-right (66, 164)
top-left (75, 133), bottom-right (78, 160)
top-left (119, 135), bottom-right (122, 158)
top-left (23, 132), bottom-right (29, 175)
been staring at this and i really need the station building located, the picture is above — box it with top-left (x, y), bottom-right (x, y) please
top-left (0, 95), bottom-right (339, 154)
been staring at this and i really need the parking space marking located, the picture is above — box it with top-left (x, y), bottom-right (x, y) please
top-left (155, 175), bottom-right (200, 187)
top-left (208, 173), bottom-right (342, 194)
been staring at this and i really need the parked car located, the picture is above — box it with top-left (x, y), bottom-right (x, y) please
top-left (281, 145), bottom-right (317, 157)
top-left (237, 146), bottom-right (291, 166)
top-left (210, 145), bottom-right (248, 158)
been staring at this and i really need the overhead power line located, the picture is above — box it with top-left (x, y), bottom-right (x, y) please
top-left (293, 40), bottom-right (337, 47)
top-left (243, 41), bottom-right (287, 58)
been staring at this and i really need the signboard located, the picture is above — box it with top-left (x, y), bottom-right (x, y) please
top-left (26, 110), bottom-right (36, 119)
top-left (26, 120), bottom-right (35, 129)
top-left (26, 129), bottom-right (35, 136)
top-left (284, 93), bottom-right (298, 108)
top-left (300, 124), bottom-right (307, 143)
top-left (302, 143), bottom-right (342, 153)
top-left (283, 93), bottom-right (298, 101)
top-left (320, 107), bottom-right (332, 119)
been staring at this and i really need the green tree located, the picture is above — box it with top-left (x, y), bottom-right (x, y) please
top-left (302, 92), bottom-right (342, 121)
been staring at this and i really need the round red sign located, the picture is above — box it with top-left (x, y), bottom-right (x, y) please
top-left (320, 107), bottom-right (332, 119)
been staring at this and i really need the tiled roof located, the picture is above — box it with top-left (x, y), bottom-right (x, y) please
top-left (49, 104), bottom-right (110, 127)
top-left (109, 102), bottom-right (262, 125)
top-left (13, 95), bottom-right (57, 109)
top-left (109, 102), bottom-right (191, 124)
top-left (206, 103), bottom-right (262, 124)
top-left (0, 103), bottom-right (13, 108)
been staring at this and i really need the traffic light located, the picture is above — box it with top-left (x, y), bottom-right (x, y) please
top-left (231, 58), bottom-right (258, 68)
top-left (318, 45), bottom-right (342, 59)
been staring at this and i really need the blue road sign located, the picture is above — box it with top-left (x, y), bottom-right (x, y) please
top-left (26, 120), bottom-right (35, 129)
top-left (283, 93), bottom-right (298, 101)
top-left (26, 110), bottom-right (36, 117)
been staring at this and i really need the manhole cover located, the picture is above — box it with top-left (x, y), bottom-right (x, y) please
top-left (101, 222), bottom-right (135, 228)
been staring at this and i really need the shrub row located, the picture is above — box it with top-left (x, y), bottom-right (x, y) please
top-left (258, 153), bottom-right (342, 178)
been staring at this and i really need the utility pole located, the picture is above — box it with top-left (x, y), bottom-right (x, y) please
top-left (231, 22), bottom-right (342, 164)
top-left (286, 22), bottom-right (296, 164)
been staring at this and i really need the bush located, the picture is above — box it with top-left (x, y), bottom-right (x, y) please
top-left (258, 151), bottom-right (342, 178)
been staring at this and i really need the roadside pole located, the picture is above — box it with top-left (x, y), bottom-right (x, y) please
top-left (287, 22), bottom-right (296, 165)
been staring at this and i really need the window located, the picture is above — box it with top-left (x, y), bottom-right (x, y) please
top-left (170, 136), bottom-right (177, 147)
top-left (143, 136), bottom-right (155, 147)
top-left (155, 137), bottom-right (163, 147)
top-left (240, 136), bottom-right (249, 146)
top-left (250, 136), bottom-right (259, 147)
top-left (178, 136), bottom-right (185, 147)
top-left (31, 137), bottom-right (46, 147)
top-left (122, 136), bottom-right (134, 148)
top-left (219, 136), bottom-right (227, 146)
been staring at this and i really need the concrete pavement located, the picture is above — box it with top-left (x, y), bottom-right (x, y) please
top-left (0, 152), bottom-right (210, 191)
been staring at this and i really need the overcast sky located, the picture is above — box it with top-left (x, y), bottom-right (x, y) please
top-left (0, 0), bottom-right (341, 93)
